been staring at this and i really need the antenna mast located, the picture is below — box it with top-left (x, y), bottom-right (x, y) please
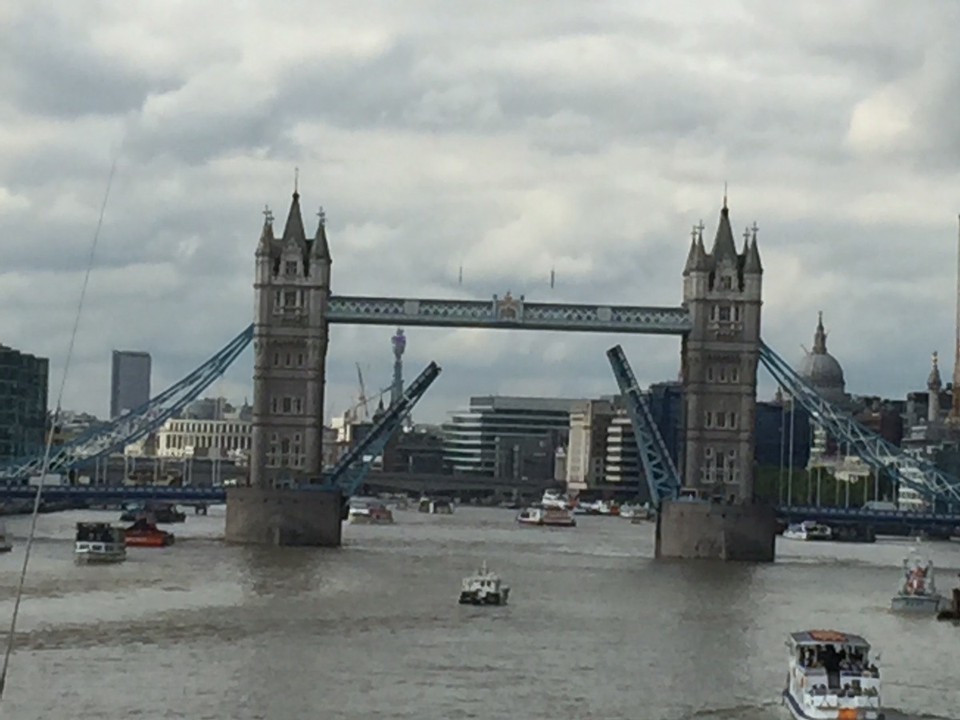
top-left (951, 213), bottom-right (960, 423)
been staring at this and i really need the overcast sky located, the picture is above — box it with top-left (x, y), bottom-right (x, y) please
top-left (1, 0), bottom-right (958, 425)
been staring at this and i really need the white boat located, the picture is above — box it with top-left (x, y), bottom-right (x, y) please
top-left (348, 501), bottom-right (395, 525)
top-left (516, 505), bottom-right (576, 527)
top-left (74, 522), bottom-right (126, 564)
top-left (0, 521), bottom-right (11, 553)
top-left (418, 496), bottom-right (453, 514)
top-left (620, 502), bottom-right (654, 521)
top-left (783, 521), bottom-right (833, 541)
top-left (458, 561), bottom-right (510, 606)
top-left (540, 489), bottom-right (571, 509)
top-left (782, 629), bottom-right (884, 720)
top-left (891, 544), bottom-right (944, 614)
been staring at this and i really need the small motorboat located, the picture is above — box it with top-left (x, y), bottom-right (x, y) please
top-left (458, 561), bottom-right (510, 606)
top-left (782, 629), bottom-right (884, 720)
top-left (418, 496), bottom-right (453, 514)
top-left (75, 522), bottom-right (127, 564)
top-left (348, 501), bottom-right (395, 525)
top-left (124, 518), bottom-right (175, 547)
top-left (516, 506), bottom-right (576, 527)
top-left (891, 544), bottom-right (945, 614)
top-left (782, 520), bottom-right (832, 541)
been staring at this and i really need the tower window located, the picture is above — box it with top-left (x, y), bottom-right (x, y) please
top-left (720, 275), bottom-right (733, 290)
top-left (298, 353), bottom-right (304, 366)
top-left (285, 261), bottom-right (298, 275)
top-left (282, 397), bottom-right (292, 413)
top-left (705, 411), bottom-right (713, 427)
top-left (294, 398), bottom-right (303, 414)
top-left (285, 353), bottom-right (291, 367)
top-left (728, 412), bottom-right (736, 428)
top-left (716, 413), bottom-right (726, 428)
top-left (284, 291), bottom-right (297, 307)
top-left (718, 306), bottom-right (731, 321)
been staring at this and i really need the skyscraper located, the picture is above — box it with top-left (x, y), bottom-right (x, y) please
top-left (110, 350), bottom-right (151, 419)
top-left (0, 343), bottom-right (49, 463)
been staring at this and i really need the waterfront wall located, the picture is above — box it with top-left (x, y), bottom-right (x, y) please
top-left (655, 500), bottom-right (777, 562)
top-left (224, 486), bottom-right (342, 547)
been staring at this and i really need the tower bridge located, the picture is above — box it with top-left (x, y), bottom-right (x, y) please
top-left (2, 186), bottom-right (960, 558)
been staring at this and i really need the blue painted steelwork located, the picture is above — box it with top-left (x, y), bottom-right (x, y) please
top-left (759, 341), bottom-right (960, 508)
top-left (606, 344), bottom-right (681, 509)
top-left (0, 325), bottom-right (254, 482)
top-left (325, 361), bottom-right (442, 497)
top-left (327, 295), bottom-right (692, 335)
top-left (777, 505), bottom-right (960, 535)
top-left (0, 483), bottom-right (226, 502)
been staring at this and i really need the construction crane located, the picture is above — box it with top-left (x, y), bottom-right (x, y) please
top-left (355, 363), bottom-right (369, 422)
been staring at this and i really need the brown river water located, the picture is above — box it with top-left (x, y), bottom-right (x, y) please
top-left (0, 505), bottom-right (958, 719)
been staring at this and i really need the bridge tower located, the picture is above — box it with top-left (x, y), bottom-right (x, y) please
top-left (225, 186), bottom-right (343, 547)
top-left (656, 198), bottom-right (777, 561)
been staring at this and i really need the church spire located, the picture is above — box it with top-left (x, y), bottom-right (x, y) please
top-left (312, 206), bottom-right (331, 261)
top-left (813, 311), bottom-right (827, 354)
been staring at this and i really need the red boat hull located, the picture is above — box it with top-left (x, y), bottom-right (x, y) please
top-left (125, 532), bottom-right (174, 547)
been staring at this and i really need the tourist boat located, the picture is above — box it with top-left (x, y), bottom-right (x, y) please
top-left (418, 496), bottom-right (453, 514)
top-left (348, 501), bottom-right (395, 525)
top-left (541, 489), bottom-right (571, 509)
top-left (891, 544), bottom-right (944, 614)
top-left (124, 518), bottom-right (175, 547)
top-left (783, 521), bottom-right (833, 541)
top-left (516, 506), bottom-right (576, 527)
top-left (782, 629), bottom-right (884, 720)
top-left (0, 521), bottom-right (11, 553)
top-left (75, 522), bottom-right (127, 563)
top-left (458, 560), bottom-right (510, 606)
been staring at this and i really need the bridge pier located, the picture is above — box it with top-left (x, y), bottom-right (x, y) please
top-left (224, 487), bottom-right (342, 547)
top-left (655, 500), bottom-right (777, 562)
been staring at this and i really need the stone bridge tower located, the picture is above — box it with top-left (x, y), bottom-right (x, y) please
top-left (225, 187), bottom-right (342, 547)
top-left (657, 198), bottom-right (776, 561)
top-left (681, 199), bottom-right (762, 501)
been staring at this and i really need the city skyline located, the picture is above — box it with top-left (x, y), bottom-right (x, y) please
top-left (1, 2), bottom-right (959, 425)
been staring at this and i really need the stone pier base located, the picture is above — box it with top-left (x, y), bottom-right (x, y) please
top-left (655, 500), bottom-right (777, 562)
top-left (225, 486), bottom-right (343, 547)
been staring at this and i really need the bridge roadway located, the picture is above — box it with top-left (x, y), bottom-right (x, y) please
top-left (0, 473), bottom-right (550, 504)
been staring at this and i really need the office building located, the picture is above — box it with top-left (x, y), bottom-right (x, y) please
top-left (110, 350), bottom-right (151, 419)
top-left (0, 344), bottom-right (49, 463)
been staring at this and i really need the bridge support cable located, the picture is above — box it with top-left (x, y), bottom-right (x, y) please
top-left (0, 324), bottom-right (254, 484)
top-left (606, 345), bottom-right (681, 510)
top-left (325, 361), bottom-right (442, 497)
top-left (759, 341), bottom-right (960, 508)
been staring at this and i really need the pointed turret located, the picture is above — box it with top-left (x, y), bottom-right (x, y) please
top-left (711, 201), bottom-right (739, 263)
top-left (683, 237), bottom-right (698, 276)
top-left (257, 205), bottom-right (275, 254)
top-left (282, 190), bottom-right (307, 246)
top-left (744, 234), bottom-right (763, 274)
top-left (692, 235), bottom-right (710, 271)
top-left (312, 206), bottom-right (331, 261)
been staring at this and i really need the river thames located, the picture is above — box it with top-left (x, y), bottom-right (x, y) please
top-left (0, 505), bottom-right (957, 719)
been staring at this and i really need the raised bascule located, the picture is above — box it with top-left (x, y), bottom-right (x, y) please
top-left (2, 185), bottom-right (959, 557)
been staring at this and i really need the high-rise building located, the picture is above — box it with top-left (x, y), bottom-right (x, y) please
top-left (110, 350), bottom-right (151, 419)
top-left (443, 396), bottom-right (580, 481)
top-left (0, 344), bottom-right (49, 463)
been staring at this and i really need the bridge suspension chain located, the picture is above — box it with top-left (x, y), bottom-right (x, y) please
top-left (606, 344), bottom-right (681, 510)
top-left (0, 324), bottom-right (254, 485)
top-left (759, 341), bottom-right (960, 508)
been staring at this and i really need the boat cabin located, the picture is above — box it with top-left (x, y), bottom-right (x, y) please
top-left (787, 630), bottom-right (879, 698)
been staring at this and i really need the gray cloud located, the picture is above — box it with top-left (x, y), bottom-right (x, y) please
top-left (0, 0), bottom-right (957, 424)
